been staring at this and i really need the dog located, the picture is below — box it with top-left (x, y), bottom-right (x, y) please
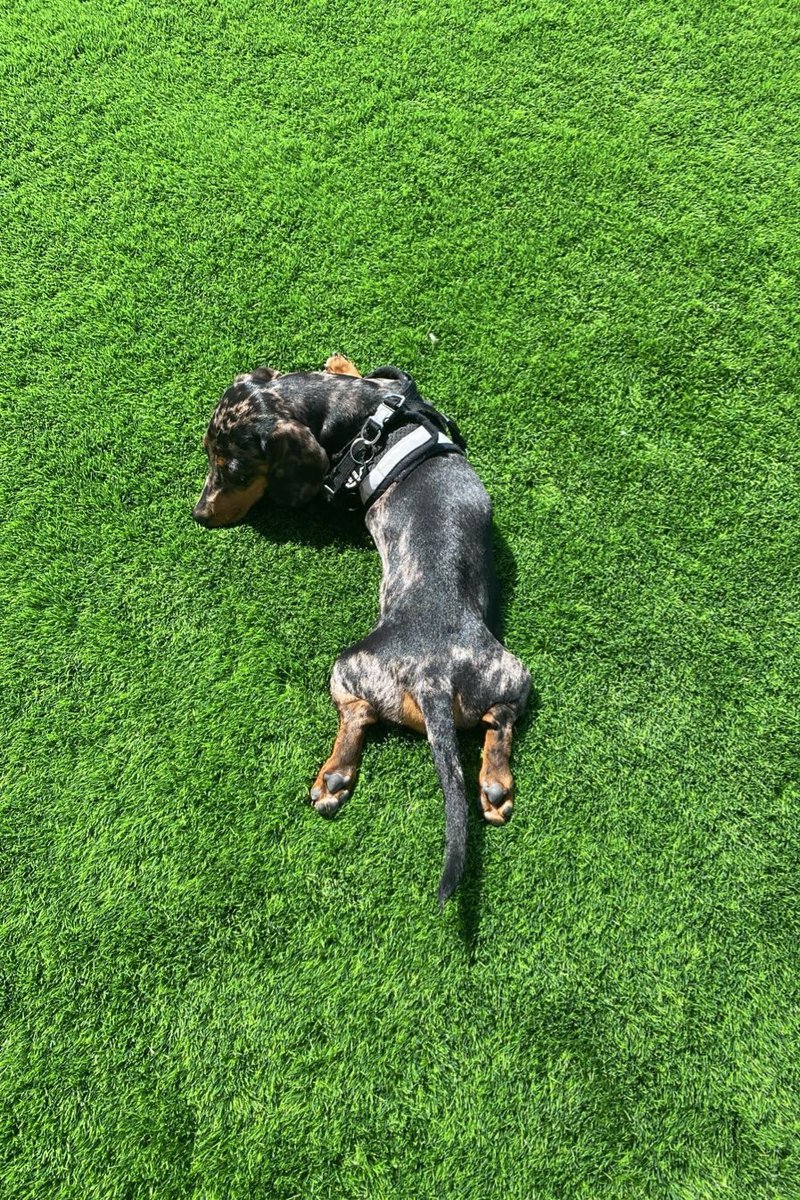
top-left (193, 354), bottom-right (531, 905)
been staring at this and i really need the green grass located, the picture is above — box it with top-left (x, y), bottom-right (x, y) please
top-left (2, 0), bottom-right (800, 1195)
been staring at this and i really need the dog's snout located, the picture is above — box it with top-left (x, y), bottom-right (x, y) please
top-left (192, 505), bottom-right (212, 527)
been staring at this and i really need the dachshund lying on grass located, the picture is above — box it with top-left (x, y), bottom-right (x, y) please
top-left (194, 355), bottom-right (530, 906)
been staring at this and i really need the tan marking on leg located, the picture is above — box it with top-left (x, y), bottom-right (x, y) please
top-left (311, 697), bottom-right (377, 815)
top-left (400, 691), bottom-right (426, 734)
top-left (324, 354), bottom-right (362, 377)
top-left (479, 707), bottom-right (515, 825)
top-left (400, 693), bottom-right (473, 734)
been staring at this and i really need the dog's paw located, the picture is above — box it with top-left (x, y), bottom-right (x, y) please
top-left (324, 353), bottom-right (360, 377)
top-left (479, 778), bottom-right (514, 825)
top-left (310, 768), bottom-right (353, 817)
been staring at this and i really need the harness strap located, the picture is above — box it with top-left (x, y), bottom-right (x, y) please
top-left (323, 392), bottom-right (408, 502)
top-left (322, 368), bottom-right (466, 509)
top-left (358, 424), bottom-right (458, 507)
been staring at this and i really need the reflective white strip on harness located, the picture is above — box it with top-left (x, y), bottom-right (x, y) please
top-left (358, 426), bottom-right (453, 504)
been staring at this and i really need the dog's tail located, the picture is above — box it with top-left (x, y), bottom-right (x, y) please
top-left (419, 692), bottom-right (468, 909)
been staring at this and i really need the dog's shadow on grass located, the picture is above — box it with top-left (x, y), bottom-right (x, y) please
top-left (491, 524), bottom-right (519, 641)
top-left (247, 501), bottom-right (537, 950)
top-left (245, 496), bottom-right (370, 550)
top-left (456, 691), bottom-right (539, 959)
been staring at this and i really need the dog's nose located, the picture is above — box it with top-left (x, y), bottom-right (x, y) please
top-left (192, 506), bottom-right (212, 527)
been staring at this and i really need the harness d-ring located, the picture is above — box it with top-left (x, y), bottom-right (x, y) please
top-left (349, 437), bottom-right (376, 467)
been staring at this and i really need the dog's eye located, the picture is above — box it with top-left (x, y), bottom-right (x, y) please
top-left (223, 459), bottom-right (252, 487)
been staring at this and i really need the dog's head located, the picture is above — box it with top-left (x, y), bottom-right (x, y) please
top-left (192, 374), bottom-right (330, 528)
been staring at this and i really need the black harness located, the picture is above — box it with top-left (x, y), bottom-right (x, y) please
top-left (323, 367), bottom-right (467, 510)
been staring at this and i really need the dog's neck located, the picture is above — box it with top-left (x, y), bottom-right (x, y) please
top-left (266, 371), bottom-right (414, 464)
top-left (315, 380), bottom-right (401, 457)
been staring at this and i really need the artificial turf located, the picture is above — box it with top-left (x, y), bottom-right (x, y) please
top-left (2, 0), bottom-right (800, 1195)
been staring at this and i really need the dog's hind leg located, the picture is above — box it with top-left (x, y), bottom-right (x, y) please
top-left (310, 693), bottom-right (377, 816)
top-left (324, 353), bottom-right (361, 377)
top-left (479, 702), bottom-right (524, 826)
top-left (479, 705), bottom-right (517, 825)
top-left (476, 646), bottom-right (531, 825)
top-left (458, 640), bottom-right (529, 826)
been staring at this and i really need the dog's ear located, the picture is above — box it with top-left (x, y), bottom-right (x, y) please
top-left (235, 367), bottom-right (283, 385)
top-left (265, 419), bottom-right (329, 506)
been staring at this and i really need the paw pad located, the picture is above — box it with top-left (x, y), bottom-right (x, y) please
top-left (309, 768), bottom-right (353, 817)
top-left (480, 778), bottom-right (514, 825)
